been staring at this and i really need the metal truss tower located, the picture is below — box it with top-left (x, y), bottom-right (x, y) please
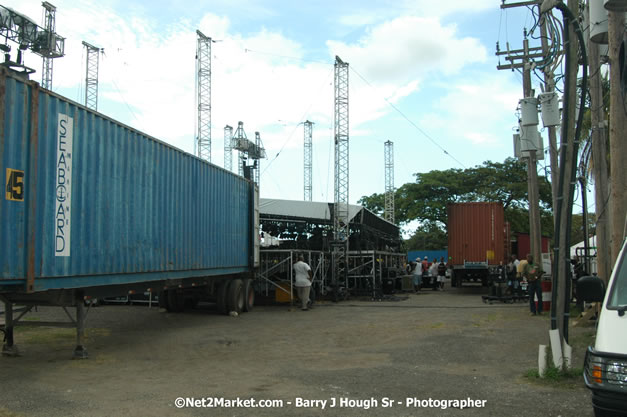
top-left (232, 122), bottom-right (265, 184)
top-left (333, 56), bottom-right (349, 243)
top-left (82, 41), bottom-right (102, 111)
top-left (384, 140), bottom-right (395, 224)
top-left (254, 131), bottom-right (262, 186)
top-left (224, 125), bottom-right (233, 172)
top-left (234, 122), bottom-right (247, 177)
top-left (331, 55), bottom-right (349, 298)
top-left (40, 2), bottom-right (57, 89)
top-left (195, 30), bottom-right (212, 162)
top-left (303, 120), bottom-right (313, 201)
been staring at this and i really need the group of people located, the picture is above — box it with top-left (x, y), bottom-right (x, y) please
top-left (294, 251), bottom-right (545, 316)
top-left (410, 256), bottom-right (449, 292)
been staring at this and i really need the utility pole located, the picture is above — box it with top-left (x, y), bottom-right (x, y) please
top-left (607, 7), bottom-right (627, 266)
top-left (195, 30), bottom-right (212, 162)
top-left (384, 140), bottom-right (395, 224)
top-left (522, 38), bottom-right (543, 268)
top-left (332, 55), bottom-right (349, 299)
top-left (496, 9), bottom-right (543, 267)
top-left (82, 41), bottom-right (102, 111)
top-left (547, 0), bottom-right (583, 343)
top-left (224, 125), bottom-right (233, 172)
top-left (540, 10), bottom-right (560, 218)
top-left (586, 3), bottom-right (611, 284)
top-left (304, 120), bottom-right (313, 201)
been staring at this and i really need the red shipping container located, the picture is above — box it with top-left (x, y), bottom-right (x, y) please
top-left (447, 203), bottom-right (506, 266)
top-left (516, 233), bottom-right (551, 260)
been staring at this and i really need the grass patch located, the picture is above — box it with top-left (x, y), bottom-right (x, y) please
top-left (569, 329), bottom-right (596, 351)
top-left (0, 407), bottom-right (26, 417)
top-left (524, 365), bottom-right (584, 389)
top-left (14, 327), bottom-right (110, 345)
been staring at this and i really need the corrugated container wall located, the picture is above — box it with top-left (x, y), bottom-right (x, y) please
top-left (0, 70), bottom-right (253, 293)
top-left (447, 202), bottom-right (506, 265)
top-left (515, 233), bottom-right (551, 260)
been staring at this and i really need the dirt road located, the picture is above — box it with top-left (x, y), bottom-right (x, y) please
top-left (0, 285), bottom-right (595, 416)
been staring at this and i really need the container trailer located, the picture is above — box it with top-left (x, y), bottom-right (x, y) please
top-left (0, 68), bottom-right (259, 358)
top-left (447, 202), bottom-right (509, 287)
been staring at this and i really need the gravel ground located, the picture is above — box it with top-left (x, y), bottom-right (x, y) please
top-left (0, 284), bottom-right (596, 417)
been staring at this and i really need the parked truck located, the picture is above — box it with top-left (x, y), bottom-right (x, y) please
top-left (447, 202), bottom-right (509, 287)
top-left (0, 68), bottom-right (259, 358)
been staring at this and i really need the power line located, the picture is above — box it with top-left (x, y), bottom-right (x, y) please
top-left (349, 66), bottom-right (466, 169)
top-left (261, 67), bottom-right (334, 175)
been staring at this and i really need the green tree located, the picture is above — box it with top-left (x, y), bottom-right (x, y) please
top-left (359, 158), bottom-right (555, 247)
top-left (404, 221), bottom-right (448, 251)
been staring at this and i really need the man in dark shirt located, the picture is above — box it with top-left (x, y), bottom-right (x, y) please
top-left (523, 254), bottom-right (543, 315)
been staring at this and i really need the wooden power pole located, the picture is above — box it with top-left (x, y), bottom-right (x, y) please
top-left (586, 4), bottom-right (611, 284)
top-left (497, 1), bottom-right (544, 267)
top-left (607, 9), bottom-right (627, 266)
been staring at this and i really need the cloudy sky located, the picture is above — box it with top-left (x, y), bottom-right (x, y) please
top-left (7, 0), bottom-right (543, 209)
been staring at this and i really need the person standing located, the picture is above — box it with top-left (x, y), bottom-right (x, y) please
top-left (422, 257), bottom-right (430, 287)
top-left (293, 255), bottom-right (313, 311)
top-left (412, 258), bottom-right (423, 292)
top-left (523, 254), bottom-right (543, 315)
top-left (506, 255), bottom-right (519, 295)
top-left (429, 259), bottom-right (439, 290)
top-left (437, 257), bottom-right (447, 290)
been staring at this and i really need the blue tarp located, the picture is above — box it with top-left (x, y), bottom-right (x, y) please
top-left (407, 250), bottom-right (448, 263)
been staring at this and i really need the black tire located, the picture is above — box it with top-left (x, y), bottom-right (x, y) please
top-left (593, 406), bottom-right (624, 417)
top-left (242, 278), bottom-right (255, 313)
top-left (167, 289), bottom-right (184, 313)
top-left (227, 279), bottom-right (244, 314)
top-left (158, 291), bottom-right (168, 310)
top-left (215, 281), bottom-right (229, 315)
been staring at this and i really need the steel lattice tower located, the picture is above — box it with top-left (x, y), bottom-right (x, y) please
top-left (384, 140), bottom-right (395, 224)
top-left (331, 56), bottom-right (349, 298)
top-left (41, 2), bottom-right (57, 90)
top-left (234, 122), bottom-right (247, 177)
top-left (303, 120), bottom-right (313, 201)
top-left (333, 56), bottom-right (349, 243)
top-left (254, 131), bottom-right (261, 186)
top-left (195, 30), bottom-right (212, 162)
top-left (224, 125), bottom-right (233, 172)
top-left (82, 41), bottom-right (102, 110)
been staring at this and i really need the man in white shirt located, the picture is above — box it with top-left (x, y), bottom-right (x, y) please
top-left (293, 255), bottom-right (313, 311)
top-left (412, 258), bottom-right (423, 292)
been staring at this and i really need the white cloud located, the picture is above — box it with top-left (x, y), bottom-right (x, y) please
top-left (327, 16), bottom-right (487, 85)
top-left (420, 74), bottom-right (521, 148)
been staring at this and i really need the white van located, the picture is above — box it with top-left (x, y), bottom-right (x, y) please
top-left (582, 239), bottom-right (627, 417)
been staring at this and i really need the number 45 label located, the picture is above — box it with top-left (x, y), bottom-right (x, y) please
top-left (5, 168), bottom-right (24, 201)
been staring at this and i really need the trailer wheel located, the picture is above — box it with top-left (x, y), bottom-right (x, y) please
top-left (158, 291), bottom-right (168, 310)
top-left (216, 282), bottom-right (229, 315)
top-left (227, 279), bottom-right (244, 314)
top-left (242, 279), bottom-right (255, 313)
top-left (167, 289), bottom-right (184, 313)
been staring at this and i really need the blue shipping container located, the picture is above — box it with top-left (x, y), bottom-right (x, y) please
top-left (0, 69), bottom-right (254, 293)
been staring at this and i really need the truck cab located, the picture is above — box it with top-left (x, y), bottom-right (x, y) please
top-left (582, 239), bottom-right (627, 416)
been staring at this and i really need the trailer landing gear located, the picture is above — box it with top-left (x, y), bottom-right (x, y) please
top-left (73, 299), bottom-right (89, 359)
top-left (1, 292), bottom-right (90, 359)
top-left (1, 301), bottom-right (20, 357)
